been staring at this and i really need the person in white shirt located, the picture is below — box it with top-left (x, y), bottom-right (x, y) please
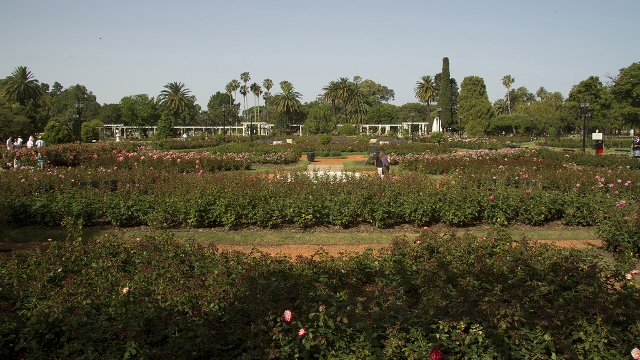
top-left (26, 135), bottom-right (35, 148)
top-left (35, 137), bottom-right (45, 148)
top-left (6, 137), bottom-right (13, 151)
top-left (14, 136), bottom-right (23, 150)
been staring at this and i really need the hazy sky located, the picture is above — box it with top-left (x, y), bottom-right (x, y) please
top-left (1, 0), bottom-right (638, 108)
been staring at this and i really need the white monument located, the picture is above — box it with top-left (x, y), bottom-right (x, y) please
top-left (431, 117), bottom-right (443, 133)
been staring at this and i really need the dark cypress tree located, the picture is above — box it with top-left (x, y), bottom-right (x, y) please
top-left (439, 57), bottom-right (452, 132)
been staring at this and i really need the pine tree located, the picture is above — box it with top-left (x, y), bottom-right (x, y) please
top-left (439, 57), bottom-right (452, 132)
top-left (156, 112), bottom-right (174, 139)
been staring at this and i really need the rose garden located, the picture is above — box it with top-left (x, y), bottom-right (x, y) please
top-left (1, 135), bottom-right (640, 359)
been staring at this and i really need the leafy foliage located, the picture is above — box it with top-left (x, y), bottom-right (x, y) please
top-left (1, 231), bottom-right (639, 358)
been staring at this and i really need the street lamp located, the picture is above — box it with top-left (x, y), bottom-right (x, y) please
top-left (74, 100), bottom-right (83, 142)
top-left (530, 117), bottom-right (534, 140)
top-left (437, 106), bottom-right (442, 133)
top-left (222, 104), bottom-right (227, 143)
top-left (410, 111), bottom-right (415, 142)
top-left (249, 110), bottom-right (253, 141)
top-left (580, 100), bottom-right (590, 153)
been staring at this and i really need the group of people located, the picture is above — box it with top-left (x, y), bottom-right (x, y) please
top-left (4, 135), bottom-right (46, 170)
top-left (6, 135), bottom-right (45, 151)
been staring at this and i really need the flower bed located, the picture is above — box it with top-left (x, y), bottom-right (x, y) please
top-left (1, 230), bottom-right (639, 358)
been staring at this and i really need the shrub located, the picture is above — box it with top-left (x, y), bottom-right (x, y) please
top-left (2, 231), bottom-right (639, 358)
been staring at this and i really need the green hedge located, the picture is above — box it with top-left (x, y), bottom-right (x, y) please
top-left (2, 231), bottom-right (639, 358)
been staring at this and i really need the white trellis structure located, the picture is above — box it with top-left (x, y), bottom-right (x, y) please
top-left (100, 119), bottom-right (440, 140)
top-left (355, 119), bottom-right (437, 138)
top-left (100, 122), bottom-right (276, 139)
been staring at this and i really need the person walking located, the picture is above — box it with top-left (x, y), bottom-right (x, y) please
top-left (35, 137), bottom-right (45, 148)
top-left (633, 134), bottom-right (640, 158)
top-left (35, 150), bottom-right (45, 169)
top-left (14, 136), bottom-right (23, 150)
top-left (26, 135), bottom-right (35, 148)
top-left (376, 149), bottom-right (388, 178)
top-left (381, 150), bottom-right (390, 178)
top-left (6, 137), bottom-right (14, 151)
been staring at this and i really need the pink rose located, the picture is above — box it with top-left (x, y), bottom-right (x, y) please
top-left (283, 310), bottom-right (292, 322)
top-left (298, 328), bottom-right (307, 336)
top-left (122, 287), bottom-right (129, 294)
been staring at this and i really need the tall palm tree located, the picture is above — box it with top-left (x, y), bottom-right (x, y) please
top-left (262, 79), bottom-right (273, 120)
top-left (227, 79), bottom-right (240, 125)
top-left (322, 80), bottom-right (340, 119)
top-left (225, 81), bottom-right (235, 108)
top-left (414, 75), bottom-right (437, 122)
top-left (2, 66), bottom-right (44, 106)
top-left (250, 82), bottom-right (262, 122)
top-left (336, 77), bottom-right (351, 119)
top-left (272, 82), bottom-right (302, 129)
top-left (502, 75), bottom-right (515, 115)
top-left (239, 85), bottom-right (248, 122)
top-left (159, 82), bottom-right (193, 125)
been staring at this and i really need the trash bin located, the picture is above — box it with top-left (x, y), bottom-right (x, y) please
top-left (307, 152), bottom-right (315, 162)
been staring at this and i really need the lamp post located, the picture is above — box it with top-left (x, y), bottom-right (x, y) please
top-left (437, 106), bottom-right (442, 133)
top-left (222, 104), bottom-right (226, 143)
top-left (580, 100), bottom-right (590, 153)
top-left (530, 117), bottom-right (534, 140)
top-left (410, 111), bottom-right (415, 142)
top-left (249, 111), bottom-right (253, 141)
top-left (74, 100), bottom-right (83, 142)
top-left (459, 114), bottom-right (463, 138)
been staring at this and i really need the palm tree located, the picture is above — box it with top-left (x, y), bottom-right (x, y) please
top-left (336, 77), bottom-right (351, 119)
top-left (250, 82), bottom-right (262, 122)
top-left (263, 79), bottom-right (273, 120)
top-left (2, 66), bottom-right (44, 106)
top-left (322, 80), bottom-right (340, 119)
top-left (239, 85), bottom-right (248, 122)
top-left (414, 75), bottom-right (437, 122)
top-left (493, 99), bottom-right (509, 116)
top-left (159, 82), bottom-right (193, 125)
top-left (225, 81), bottom-right (235, 108)
top-left (227, 79), bottom-right (240, 125)
top-left (536, 87), bottom-right (548, 102)
top-left (502, 75), bottom-right (515, 115)
top-left (272, 81), bottom-right (302, 130)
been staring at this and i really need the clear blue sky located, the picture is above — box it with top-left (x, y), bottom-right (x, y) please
top-left (1, 0), bottom-right (638, 108)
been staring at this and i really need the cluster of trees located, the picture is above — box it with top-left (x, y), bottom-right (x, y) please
top-left (1, 61), bottom-right (638, 142)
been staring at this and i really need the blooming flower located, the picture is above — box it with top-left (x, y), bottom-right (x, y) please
top-left (525, 189), bottom-right (530, 195)
top-left (429, 348), bottom-right (444, 360)
top-left (122, 287), bottom-right (129, 294)
top-left (298, 328), bottom-right (307, 336)
top-left (319, 305), bottom-right (325, 312)
top-left (488, 195), bottom-right (495, 201)
top-left (283, 310), bottom-right (292, 322)
top-left (576, 184), bottom-right (581, 187)
top-left (632, 347), bottom-right (640, 360)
